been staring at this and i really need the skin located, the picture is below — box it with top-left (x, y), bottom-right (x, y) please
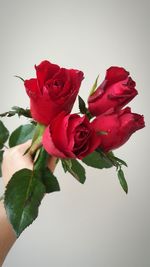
top-left (0, 140), bottom-right (57, 266)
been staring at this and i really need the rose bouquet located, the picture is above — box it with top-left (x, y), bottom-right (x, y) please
top-left (0, 60), bottom-right (145, 237)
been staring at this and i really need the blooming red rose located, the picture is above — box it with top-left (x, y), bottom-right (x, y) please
top-left (88, 66), bottom-right (138, 116)
top-left (42, 112), bottom-right (101, 159)
top-left (24, 60), bottom-right (84, 125)
top-left (91, 107), bottom-right (145, 152)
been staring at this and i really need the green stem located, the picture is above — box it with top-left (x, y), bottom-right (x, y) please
top-left (28, 123), bottom-right (46, 156)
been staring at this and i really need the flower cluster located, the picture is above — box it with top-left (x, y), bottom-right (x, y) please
top-left (24, 61), bottom-right (144, 157)
top-left (0, 60), bottom-right (145, 237)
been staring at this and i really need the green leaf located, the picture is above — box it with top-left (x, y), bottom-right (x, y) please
top-left (104, 151), bottom-right (128, 169)
top-left (117, 168), bottom-right (128, 194)
top-left (70, 159), bottom-right (86, 184)
top-left (82, 151), bottom-right (113, 169)
top-left (89, 75), bottom-right (99, 96)
top-left (42, 168), bottom-right (60, 193)
top-left (61, 159), bottom-right (86, 184)
top-left (4, 168), bottom-right (45, 237)
top-left (33, 148), bottom-right (60, 193)
top-left (78, 95), bottom-right (88, 114)
top-left (65, 159), bottom-right (72, 169)
top-left (9, 124), bottom-right (36, 148)
top-left (0, 120), bottom-right (9, 149)
top-left (61, 159), bottom-right (68, 173)
top-left (14, 75), bottom-right (25, 82)
top-left (0, 150), bottom-right (4, 177)
top-left (78, 96), bottom-right (93, 120)
top-left (113, 156), bottom-right (128, 167)
top-left (0, 110), bottom-right (16, 118)
top-left (11, 106), bottom-right (31, 118)
top-left (0, 107), bottom-right (31, 118)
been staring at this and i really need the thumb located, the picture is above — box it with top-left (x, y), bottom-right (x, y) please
top-left (17, 140), bottom-right (32, 153)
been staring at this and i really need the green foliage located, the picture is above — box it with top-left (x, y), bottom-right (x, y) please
top-left (14, 75), bottom-right (25, 82)
top-left (82, 150), bottom-right (113, 169)
top-left (0, 106), bottom-right (31, 118)
top-left (34, 147), bottom-right (60, 193)
top-left (104, 151), bottom-right (128, 193)
top-left (78, 95), bottom-right (88, 114)
top-left (9, 124), bottom-right (36, 147)
top-left (0, 150), bottom-right (4, 177)
top-left (117, 168), bottom-right (128, 194)
top-left (42, 168), bottom-right (60, 193)
top-left (78, 96), bottom-right (92, 120)
top-left (0, 120), bottom-right (9, 149)
top-left (112, 156), bottom-right (128, 167)
top-left (89, 75), bottom-right (99, 96)
top-left (82, 149), bottom-right (128, 193)
top-left (4, 168), bottom-right (45, 237)
top-left (61, 159), bottom-right (86, 184)
top-left (61, 159), bottom-right (68, 173)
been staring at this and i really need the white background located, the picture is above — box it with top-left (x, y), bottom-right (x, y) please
top-left (0, 0), bottom-right (149, 266)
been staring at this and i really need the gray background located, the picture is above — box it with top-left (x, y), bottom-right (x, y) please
top-left (0, 0), bottom-right (149, 266)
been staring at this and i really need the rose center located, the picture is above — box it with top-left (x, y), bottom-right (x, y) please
top-left (53, 79), bottom-right (64, 89)
top-left (74, 126), bottom-right (90, 150)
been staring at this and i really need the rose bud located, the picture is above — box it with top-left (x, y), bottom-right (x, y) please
top-left (24, 60), bottom-right (84, 125)
top-left (42, 112), bottom-right (101, 159)
top-left (88, 66), bottom-right (138, 116)
top-left (91, 107), bottom-right (145, 152)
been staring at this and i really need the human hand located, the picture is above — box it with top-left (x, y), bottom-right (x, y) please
top-left (1, 140), bottom-right (57, 188)
top-left (2, 140), bottom-right (32, 187)
top-left (0, 140), bottom-right (57, 266)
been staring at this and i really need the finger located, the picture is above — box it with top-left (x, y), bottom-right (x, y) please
top-left (19, 139), bottom-right (32, 149)
top-left (47, 156), bottom-right (57, 173)
top-left (2, 146), bottom-right (8, 153)
top-left (17, 140), bottom-right (32, 153)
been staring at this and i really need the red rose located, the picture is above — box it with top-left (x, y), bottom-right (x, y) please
top-left (91, 107), bottom-right (145, 152)
top-left (42, 112), bottom-right (101, 159)
top-left (24, 60), bottom-right (84, 125)
top-left (88, 66), bottom-right (138, 116)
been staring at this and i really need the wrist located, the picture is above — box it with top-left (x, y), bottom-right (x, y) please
top-left (0, 199), bottom-right (16, 237)
top-left (0, 200), bottom-right (7, 219)
top-left (0, 201), bottom-right (16, 266)
top-left (0, 201), bottom-right (15, 235)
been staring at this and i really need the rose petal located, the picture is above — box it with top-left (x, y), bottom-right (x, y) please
top-left (51, 112), bottom-right (71, 152)
top-left (24, 78), bottom-right (40, 98)
top-left (105, 66), bottom-right (129, 86)
top-left (42, 126), bottom-right (67, 158)
top-left (77, 129), bottom-right (101, 159)
top-left (35, 60), bottom-right (60, 90)
top-left (91, 113), bottom-right (120, 152)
